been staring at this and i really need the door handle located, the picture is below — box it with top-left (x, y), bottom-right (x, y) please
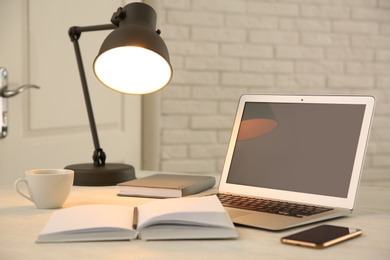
top-left (0, 67), bottom-right (40, 138)
top-left (1, 83), bottom-right (40, 98)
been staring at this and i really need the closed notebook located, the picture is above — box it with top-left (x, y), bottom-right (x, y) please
top-left (117, 174), bottom-right (216, 198)
top-left (36, 195), bottom-right (237, 242)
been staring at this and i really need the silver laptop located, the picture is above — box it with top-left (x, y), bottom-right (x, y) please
top-left (216, 94), bottom-right (375, 230)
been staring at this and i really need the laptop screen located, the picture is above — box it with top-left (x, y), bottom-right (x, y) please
top-left (225, 99), bottom-right (369, 199)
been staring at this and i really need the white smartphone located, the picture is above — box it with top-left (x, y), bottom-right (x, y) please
top-left (281, 225), bottom-right (362, 249)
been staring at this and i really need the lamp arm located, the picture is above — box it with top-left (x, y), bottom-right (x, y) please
top-left (69, 24), bottom-right (117, 41)
top-left (68, 24), bottom-right (116, 166)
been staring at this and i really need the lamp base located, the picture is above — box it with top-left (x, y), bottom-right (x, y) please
top-left (65, 163), bottom-right (136, 186)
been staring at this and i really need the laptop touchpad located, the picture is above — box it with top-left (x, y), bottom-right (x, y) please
top-left (226, 208), bottom-right (252, 219)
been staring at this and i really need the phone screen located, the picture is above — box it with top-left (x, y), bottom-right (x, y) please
top-left (281, 225), bottom-right (362, 248)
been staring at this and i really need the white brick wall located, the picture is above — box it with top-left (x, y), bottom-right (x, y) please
top-left (150, 0), bottom-right (390, 187)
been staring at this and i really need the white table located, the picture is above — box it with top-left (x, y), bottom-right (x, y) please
top-left (1, 172), bottom-right (389, 260)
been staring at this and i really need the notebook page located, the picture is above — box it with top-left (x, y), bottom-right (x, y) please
top-left (40, 205), bottom-right (135, 235)
top-left (137, 195), bottom-right (227, 230)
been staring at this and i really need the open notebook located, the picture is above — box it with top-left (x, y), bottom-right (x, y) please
top-left (215, 94), bottom-right (375, 230)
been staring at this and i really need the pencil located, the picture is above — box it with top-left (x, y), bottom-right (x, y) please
top-left (133, 207), bottom-right (138, 229)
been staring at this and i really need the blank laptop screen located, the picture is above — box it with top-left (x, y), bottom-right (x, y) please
top-left (226, 102), bottom-right (366, 198)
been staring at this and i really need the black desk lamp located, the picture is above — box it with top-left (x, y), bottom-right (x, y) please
top-left (65, 2), bottom-right (172, 186)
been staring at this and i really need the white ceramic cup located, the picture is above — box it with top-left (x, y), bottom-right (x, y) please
top-left (14, 169), bottom-right (74, 209)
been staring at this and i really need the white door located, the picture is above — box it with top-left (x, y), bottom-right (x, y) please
top-left (0, 0), bottom-right (141, 185)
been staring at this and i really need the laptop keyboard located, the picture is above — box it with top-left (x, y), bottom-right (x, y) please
top-left (216, 193), bottom-right (333, 218)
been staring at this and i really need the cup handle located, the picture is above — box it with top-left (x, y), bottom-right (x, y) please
top-left (14, 178), bottom-right (33, 203)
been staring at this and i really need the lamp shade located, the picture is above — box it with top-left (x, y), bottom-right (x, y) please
top-left (93, 3), bottom-right (172, 94)
top-left (237, 102), bottom-right (278, 141)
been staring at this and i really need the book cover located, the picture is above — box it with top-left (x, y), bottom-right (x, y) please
top-left (117, 174), bottom-right (216, 198)
top-left (36, 196), bottom-right (237, 243)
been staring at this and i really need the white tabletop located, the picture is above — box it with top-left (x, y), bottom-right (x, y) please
top-left (1, 172), bottom-right (389, 260)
